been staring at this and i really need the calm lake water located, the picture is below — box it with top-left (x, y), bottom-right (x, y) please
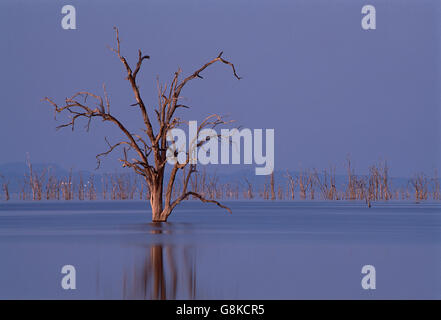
top-left (0, 200), bottom-right (440, 299)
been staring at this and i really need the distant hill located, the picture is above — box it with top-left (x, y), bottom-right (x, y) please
top-left (0, 162), bottom-right (68, 177)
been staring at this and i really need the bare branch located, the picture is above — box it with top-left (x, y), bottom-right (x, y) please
top-left (167, 53), bottom-right (241, 123)
top-left (109, 27), bottom-right (155, 143)
top-left (45, 27), bottom-right (241, 222)
top-left (96, 137), bottom-right (131, 169)
top-left (171, 191), bottom-right (232, 215)
top-left (133, 49), bottom-right (150, 79)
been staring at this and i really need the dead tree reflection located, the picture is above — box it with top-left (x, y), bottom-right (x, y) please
top-left (122, 227), bottom-right (196, 299)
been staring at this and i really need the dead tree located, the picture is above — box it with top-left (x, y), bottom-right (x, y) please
top-left (44, 27), bottom-right (240, 221)
top-left (312, 167), bottom-right (339, 200)
top-left (285, 171), bottom-right (296, 200)
top-left (379, 161), bottom-right (392, 201)
top-left (26, 155), bottom-right (45, 201)
top-left (345, 157), bottom-right (356, 200)
top-left (243, 178), bottom-right (254, 199)
top-left (410, 173), bottom-right (428, 202)
top-left (296, 170), bottom-right (310, 200)
top-left (270, 172), bottom-right (276, 200)
top-left (432, 169), bottom-right (440, 200)
top-left (0, 174), bottom-right (10, 201)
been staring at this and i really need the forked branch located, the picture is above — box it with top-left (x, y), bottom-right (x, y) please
top-left (45, 27), bottom-right (241, 222)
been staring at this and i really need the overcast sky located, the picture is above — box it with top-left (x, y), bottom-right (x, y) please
top-left (0, 0), bottom-right (439, 176)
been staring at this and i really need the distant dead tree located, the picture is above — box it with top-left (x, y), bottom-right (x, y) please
top-left (313, 167), bottom-right (338, 200)
top-left (45, 167), bottom-right (60, 200)
top-left (277, 185), bottom-right (284, 200)
top-left (285, 171), bottom-right (297, 200)
top-left (243, 178), bottom-right (254, 199)
top-left (0, 173), bottom-right (10, 201)
top-left (60, 169), bottom-right (73, 200)
top-left (432, 169), bottom-right (440, 200)
top-left (44, 27), bottom-right (240, 221)
top-left (379, 161), bottom-right (392, 201)
top-left (296, 169), bottom-right (311, 200)
top-left (270, 172), bottom-right (276, 200)
top-left (26, 155), bottom-right (45, 201)
top-left (410, 173), bottom-right (428, 202)
top-left (345, 157), bottom-right (356, 201)
top-left (367, 161), bottom-right (392, 202)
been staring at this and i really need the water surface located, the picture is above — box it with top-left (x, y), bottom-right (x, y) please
top-left (0, 201), bottom-right (440, 299)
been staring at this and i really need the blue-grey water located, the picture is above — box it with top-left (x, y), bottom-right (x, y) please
top-left (0, 201), bottom-right (440, 299)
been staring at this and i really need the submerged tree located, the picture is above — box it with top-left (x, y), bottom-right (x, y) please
top-left (44, 27), bottom-right (240, 222)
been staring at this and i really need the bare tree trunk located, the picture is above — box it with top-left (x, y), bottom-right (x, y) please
top-left (346, 157), bottom-right (356, 200)
top-left (0, 174), bottom-right (9, 201)
top-left (297, 170), bottom-right (309, 200)
top-left (286, 171), bottom-right (296, 200)
top-left (270, 172), bottom-right (276, 200)
top-left (432, 169), bottom-right (440, 200)
top-left (244, 178), bottom-right (254, 199)
top-left (151, 176), bottom-right (165, 222)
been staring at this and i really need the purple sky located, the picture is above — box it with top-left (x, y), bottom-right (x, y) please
top-left (0, 0), bottom-right (439, 176)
